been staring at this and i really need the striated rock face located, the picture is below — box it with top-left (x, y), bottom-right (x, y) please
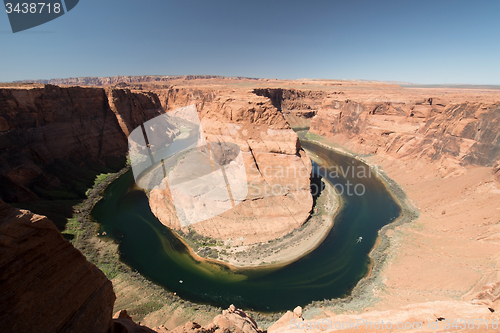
top-left (148, 93), bottom-right (313, 245)
top-left (253, 88), bottom-right (332, 113)
top-left (470, 282), bottom-right (500, 310)
top-left (105, 88), bottom-right (163, 136)
top-left (251, 87), bottom-right (500, 178)
top-left (0, 85), bottom-right (163, 202)
top-left (253, 88), bottom-right (339, 128)
top-left (0, 199), bottom-right (116, 333)
top-left (300, 97), bottom-right (500, 177)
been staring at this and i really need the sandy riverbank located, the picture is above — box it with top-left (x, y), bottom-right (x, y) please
top-left (269, 135), bottom-right (500, 332)
top-left (294, 134), bottom-right (420, 312)
top-left (367, 155), bottom-right (500, 312)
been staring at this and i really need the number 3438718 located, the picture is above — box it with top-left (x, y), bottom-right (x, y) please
top-left (5, 3), bottom-right (61, 14)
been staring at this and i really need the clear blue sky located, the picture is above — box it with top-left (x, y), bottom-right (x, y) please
top-left (1, 0), bottom-right (499, 84)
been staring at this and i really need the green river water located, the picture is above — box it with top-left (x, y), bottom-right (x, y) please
top-left (91, 140), bottom-right (401, 312)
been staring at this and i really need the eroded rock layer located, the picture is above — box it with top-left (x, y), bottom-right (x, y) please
top-left (309, 100), bottom-right (500, 176)
top-left (0, 85), bottom-right (163, 203)
top-left (0, 199), bottom-right (116, 333)
top-left (250, 86), bottom-right (500, 177)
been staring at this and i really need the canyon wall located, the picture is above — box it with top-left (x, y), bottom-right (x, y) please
top-left (0, 84), bottom-right (314, 245)
top-left (310, 100), bottom-right (500, 177)
top-left (0, 199), bottom-right (116, 332)
top-left (253, 88), bottom-right (339, 128)
top-left (0, 85), bottom-right (163, 203)
top-left (251, 88), bottom-right (500, 178)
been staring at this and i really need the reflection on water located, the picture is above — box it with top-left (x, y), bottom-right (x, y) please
top-left (91, 141), bottom-right (401, 312)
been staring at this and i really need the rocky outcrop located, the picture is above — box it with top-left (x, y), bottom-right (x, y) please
top-left (267, 306), bottom-right (303, 332)
top-left (212, 304), bottom-right (262, 333)
top-left (269, 301), bottom-right (495, 333)
top-left (113, 310), bottom-right (157, 333)
top-left (253, 88), bottom-right (339, 128)
top-left (0, 199), bottom-right (116, 332)
top-left (0, 85), bottom-right (163, 202)
top-left (105, 88), bottom-right (163, 136)
top-left (251, 87), bottom-right (500, 177)
top-left (149, 93), bottom-right (313, 245)
top-left (470, 282), bottom-right (500, 310)
top-left (153, 305), bottom-right (261, 333)
top-left (493, 160), bottom-right (500, 183)
top-left (253, 88), bottom-right (335, 113)
top-left (302, 97), bottom-right (500, 177)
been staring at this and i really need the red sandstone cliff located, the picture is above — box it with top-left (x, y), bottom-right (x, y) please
top-left (309, 99), bottom-right (500, 169)
top-left (0, 199), bottom-right (116, 332)
top-left (249, 87), bottom-right (500, 177)
top-left (0, 85), bottom-right (163, 202)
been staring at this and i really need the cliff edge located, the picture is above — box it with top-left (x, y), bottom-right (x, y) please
top-left (0, 199), bottom-right (116, 332)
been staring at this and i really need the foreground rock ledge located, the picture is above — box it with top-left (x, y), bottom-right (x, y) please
top-left (0, 199), bottom-right (265, 333)
top-left (0, 199), bottom-right (115, 333)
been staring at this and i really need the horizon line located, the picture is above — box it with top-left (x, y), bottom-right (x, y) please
top-left (4, 74), bottom-right (500, 88)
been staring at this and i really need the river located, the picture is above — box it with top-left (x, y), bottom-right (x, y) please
top-left (91, 140), bottom-right (401, 312)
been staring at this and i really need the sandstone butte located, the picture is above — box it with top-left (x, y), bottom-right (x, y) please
top-left (1, 76), bottom-right (500, 332)
top-left (148, 92), bottom-right (313, 245)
